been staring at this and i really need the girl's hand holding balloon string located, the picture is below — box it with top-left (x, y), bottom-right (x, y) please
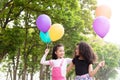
top-left (45, 48), bottom-right (50, 55)
top-left (98, 61), bottom-right (105, 67)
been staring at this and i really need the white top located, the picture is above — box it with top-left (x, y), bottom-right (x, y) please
top-left (40, 54), bottom-right (72, 77)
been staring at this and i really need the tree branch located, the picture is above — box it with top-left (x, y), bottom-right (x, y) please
top-left (0, 0), bottom-right (13, 13)
top-left (3, 1), bottom-right (14, 28)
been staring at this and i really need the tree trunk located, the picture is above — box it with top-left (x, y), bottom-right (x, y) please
top-left (30, 59), bottom-right (34, 80)
top-left (22, 11), bottom-right (29, 80)
top-left (30, 67), bottom-right (34, 80)
top-left (30, 55), bottom-right (37, 80)
top-left (6, 63), bottom-right (11, 80)
top-left (13, 48), bottom-right (20, 80)
top-left (46, 65), bottom-right (50, 80)
top-left (9, 66), bottom-right (13, 80)
top-left (22, 62), bottom-right (27, 80)
top-left (40, 64), bottom-right (45, 80)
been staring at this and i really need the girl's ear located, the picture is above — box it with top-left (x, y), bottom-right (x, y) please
top-left (55, 51), bottom-right (57, 55)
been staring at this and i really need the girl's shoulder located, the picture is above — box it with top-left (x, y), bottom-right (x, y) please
top-left (64, 57), bottom-right (71, 59)
top-left (64, 58), bottom-right (72, 64)
top-left (64, 58), bottom-right (72, 60)
top-left (49, 59), bottom-right (60, 65)
top-left (50, 59), bottom-right (57, 62)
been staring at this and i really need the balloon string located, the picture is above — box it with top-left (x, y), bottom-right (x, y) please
top-left (101, 47), bottom-right (105, 61)
top-left (46, 43), bottom-right (49, 49)
top-left (102, 47), bottom-right (105, 70)
top-left (102, 53), bottom-right (104, 60)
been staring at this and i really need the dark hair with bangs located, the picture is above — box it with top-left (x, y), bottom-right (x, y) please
top-left (52, 44), bottom-right (64, 59)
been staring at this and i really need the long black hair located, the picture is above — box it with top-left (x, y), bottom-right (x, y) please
top-left (78, 42), bottom-right (97, 64)
top-left (52, 44), bottom-right (64, 59)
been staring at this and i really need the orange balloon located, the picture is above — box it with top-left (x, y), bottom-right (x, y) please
top-left (49, 24), bottom-right (64, 41)
top-left (95, 5), bottom-right (112, 19)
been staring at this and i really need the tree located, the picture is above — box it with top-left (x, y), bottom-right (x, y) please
top-left (92, 41), bottom-right (120, 80)
top-left (3, 0), bottom-right (117, 80)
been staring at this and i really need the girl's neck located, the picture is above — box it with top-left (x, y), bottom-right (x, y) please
top-left (79, 56), bottom-right (84, 60)
top-left (57, 57), bottom-right (63, 59)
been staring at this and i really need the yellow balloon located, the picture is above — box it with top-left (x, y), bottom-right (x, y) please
top-left (49, 23), bottom-right (64, 41)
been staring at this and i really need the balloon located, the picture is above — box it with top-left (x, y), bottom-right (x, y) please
top-left (93, 16), bottom-right (110, 38)
top-left (39, 31), bottom-right (51, 43)
top-left (95, 5), bottom-right (112, 19)
top-left (49, 24), bottom-right (64, 41)
top-left (36, 14), bottom-right (51, 32)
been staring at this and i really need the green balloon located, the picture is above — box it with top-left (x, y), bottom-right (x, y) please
top-left (39, 31), bottom-right (51, 43)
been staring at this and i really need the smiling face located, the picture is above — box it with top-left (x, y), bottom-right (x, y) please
top-left (55, 46), bottom-right (65, 58)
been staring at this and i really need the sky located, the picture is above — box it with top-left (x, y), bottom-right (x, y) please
top-left (97, 0), bottom-right (120, 45)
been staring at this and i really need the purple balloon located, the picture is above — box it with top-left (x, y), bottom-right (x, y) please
top-left (36, 14), bottom-right (51, 32)
top-left (93, 16), bottom-right (110, 38)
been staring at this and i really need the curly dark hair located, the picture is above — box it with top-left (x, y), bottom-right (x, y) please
top-left (78, 42), bottom-right (97, 64)
top-left (52, 44), bottom-right (64, 59)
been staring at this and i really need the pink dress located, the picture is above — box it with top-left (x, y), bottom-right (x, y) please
top-left (51, 59), bottom-right (66, 80)
top-left (40, 54), bottom-right (72, 80)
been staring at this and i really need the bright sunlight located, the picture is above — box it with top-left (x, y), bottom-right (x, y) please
top-left (97, 0), bottom-right (120, 45)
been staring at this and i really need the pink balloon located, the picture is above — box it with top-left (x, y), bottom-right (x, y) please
top-left (93, 16), bottom-right (110, 38)
top-left (36, 14), bottom-right (51, 32)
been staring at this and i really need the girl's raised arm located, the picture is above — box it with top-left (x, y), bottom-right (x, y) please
top-left (40, 49), bottom-right (51, 65)
top-left (89, 61), bottom-right (105, 77)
